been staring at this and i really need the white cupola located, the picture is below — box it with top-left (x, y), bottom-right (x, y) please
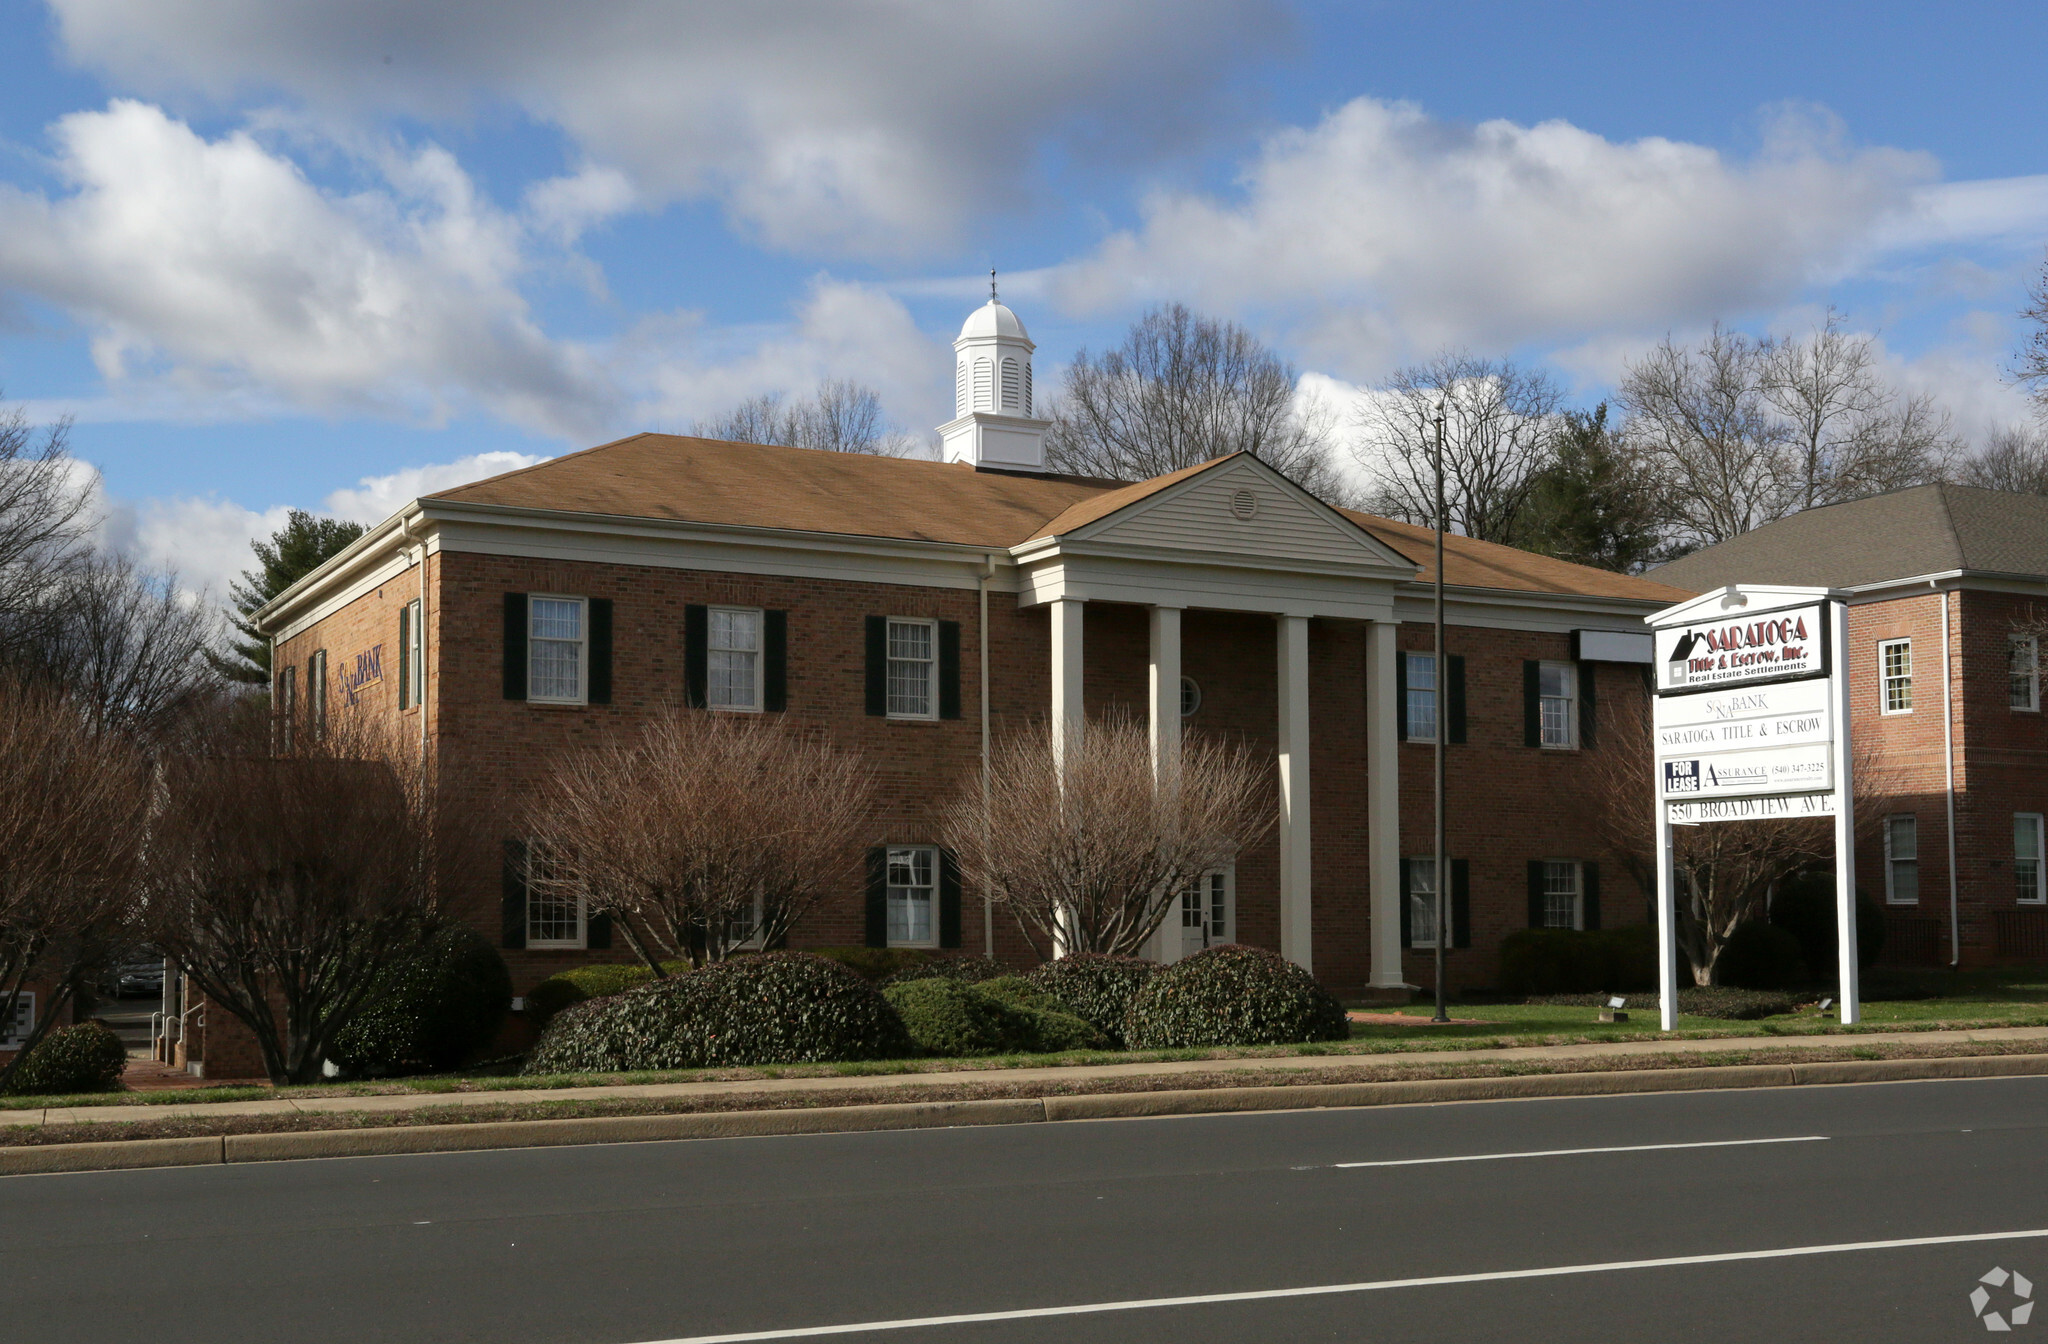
top-left (939, 273), bottom-right (1050, 472)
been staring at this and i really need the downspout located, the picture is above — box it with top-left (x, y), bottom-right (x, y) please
top-left (1941, 584), bottom-right (1959, 966)
top-left (979, 552), bottom-right (996, 958)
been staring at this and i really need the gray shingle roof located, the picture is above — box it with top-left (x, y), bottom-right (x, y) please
top-left (1649, 484), bottom-right (2048, 591)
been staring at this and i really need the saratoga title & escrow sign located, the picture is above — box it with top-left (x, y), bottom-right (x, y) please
top-left (1653, 600), bottom-right (1829, 694)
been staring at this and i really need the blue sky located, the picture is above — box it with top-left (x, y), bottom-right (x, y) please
top-left (1, 0), bottom-right (2044, 595)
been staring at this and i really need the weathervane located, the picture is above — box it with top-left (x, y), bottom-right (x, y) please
top-left (990, 269), bottom-right (998, 303)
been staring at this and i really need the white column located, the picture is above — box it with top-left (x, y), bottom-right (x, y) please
top-left (1277, 614), bottom-right (1313, 972)
top-left (1148, 606), bottom-right (1182, 781)
top-left (1831, 598), bottom-right (1861, 1024)
top-left (1656, 798), bottom-right (1680, 1032)
top-left (1050, 598), bottom-right (1085, 768)
top-left (1366, 621), bottom-right (1407, 988)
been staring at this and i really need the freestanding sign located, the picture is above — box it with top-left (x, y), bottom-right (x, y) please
top-left (1646, 586), bottom-right (1859, 1031)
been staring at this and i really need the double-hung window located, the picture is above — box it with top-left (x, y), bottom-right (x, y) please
top-left (1539, 662), bottom-right (1577, 748)
top-left (524, 843), bottom-right (586, 949)
top-left (528, 596), bottom-right (587, 703)
top-left (886, 846), bottom-right (938, 946)
top-left (307, 650), bottom-right (327, 740)
top-left (2013, 637), bottom-right (2040, 712)
top-left (708, 607), bottom-right (763, 711)
top-left (1541, 860), bottom-right (1583, 929)
top-left (886, 618), bottom-right (937, 719)
top-left (1879, 639), bottom-right (1913, 714)
top-left (2019, 815), bottom-right (2046, 905)
top-left (1405, 653), bottom-right (1438, 743)
top-left (1175, 867), bottom-right (1234, 957)
top-left (1407, 857), bottom-right (1440, 948)
top-left (1884, 815), bottom-right (1919, 904)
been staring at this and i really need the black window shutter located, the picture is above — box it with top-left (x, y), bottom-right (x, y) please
top-left (938, 620), bottom-right (962, 720)
top-left (864, 616), bottom-right (888, 716)
top-left (1447, 655), bottom-right (1467, 745)
top-left (586, 908), bottom-right (612, 949)
top-left (1583, 861), bottom-right (1601, 931)
top-left (503, 594), bottom-right (528, 701)
top-left (1452, 859), bottom-right (1471, 948)
top-left (1395, 650), bottom-right (1409, 740)
top-left (864, 846), bottom-right (889, 947)
top-left (683, 604), bottom-right (708, 709)
top-left (763, 610), bottom-right (788, 712)
top-left (588, 598), bottom-right (613, 705)
top-left (1578, 662), bottom-right (1596, 749)
top-left (1522, 660), bottom-right (1541, 748)
top-left (1398, 857), bottom-right (1413, 948)
top-left (1527, 859), bottom-right (1546, 929)
top-left (397, 603), bottom-right (412, 711)
top-left (501, 839), bottom-right (529, 949)
top-left (939, 850), bottom-right (963, 948)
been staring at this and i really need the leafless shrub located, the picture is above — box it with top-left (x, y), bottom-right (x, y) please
top-left (1959, 424), bottom-right (2048, 495)
top-left (0, 677), bottom-right (148, 1088)
top-left (693, 379), bottom-right (918, 456)
top-left (0, 398), bottom-right (95, 668)
top-left (525, 707), bottom-right (876, 970)
top-left (143, 704), bottom-right (462, 1084)
top-left (941, 713), bottom-right (1274, 958)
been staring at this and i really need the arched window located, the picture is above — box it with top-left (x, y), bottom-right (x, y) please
top-left (972, 358), bottom-right (994, 411)
top-left (1001, 357), bottom-right (1021, 411)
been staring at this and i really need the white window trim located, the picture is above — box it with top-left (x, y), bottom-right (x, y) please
top-left (885, 617), bottom-right (939, 722)
top-left (1539, 660), bottom-right (1579, 750)
top-left (405, 598), bottom-right (425, 709)
top-left (308, 649), bottom-right (327, 738)
top-left (527, 594), bottom-right (590, 706)
top-left (707, 605), bottom-right (766, 713)
top-left (525, 843), bottom-right (588, 950)
top-left (1542, 858), bottom-right (1585, 931)
top-left (1404, 651), bottom-right (1438, 744)
top-left (885, 844), bottom-right (940, 948)
top-left (1406, 855), bottom-right (1442, 949)
top-left (2, 991), bottom-right (33, 1050)
top-left (2019, 813), bottom-right (2047, 906)
top-left (2013, 635), bottom-right (2040, 713)
top-left (1179, 675), bottom-right (1201, 718)
top-left (1878, 638), bottom-right (1913, 716)
top-left (1884, 813), bottom-right (1919, 905)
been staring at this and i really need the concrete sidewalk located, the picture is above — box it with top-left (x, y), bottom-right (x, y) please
top-left (18, 1022), bottom-right (2048, 1129)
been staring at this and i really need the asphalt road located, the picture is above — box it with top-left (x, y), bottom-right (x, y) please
top-left (10, 1077), bottom-right (2048, 1343)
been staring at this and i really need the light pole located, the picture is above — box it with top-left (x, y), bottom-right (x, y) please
top-left (1432, 408), bottom-right (1449, 1024)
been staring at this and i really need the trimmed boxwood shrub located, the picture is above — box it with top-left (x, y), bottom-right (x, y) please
top-left (1025, 953), bottom-right (1157, 1047)
top-left (808, 947), bottom-right (941, 982)
top-left (525, 952), bottom-right (911, 1073)
top-left (1498, 927), bottom-right (1657, 997)
top-left (524, 960), bottom-right (690, 1029)
top-left (1714, 920), bottom-right (1807, 991)
top-left (884, 978), bottom-right (1107, 1056)
top-left (4, 1020), bottom-right (127, 1095)
top-left (879, 955), bottom-right (1008, 987)
top-left (1123, 945), bottom-right (1348, 1049)
top-left (329, 927), bottom-right (513, 1075)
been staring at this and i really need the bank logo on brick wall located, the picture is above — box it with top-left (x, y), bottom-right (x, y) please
top-left (341, 645), bottom-right (384, 706)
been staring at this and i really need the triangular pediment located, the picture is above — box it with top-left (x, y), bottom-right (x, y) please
top-left (1059, 455), bottom-right (1415, 574)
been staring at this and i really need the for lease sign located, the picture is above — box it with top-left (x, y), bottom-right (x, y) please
top-left (1653, 601), bottom-right (1828, 694)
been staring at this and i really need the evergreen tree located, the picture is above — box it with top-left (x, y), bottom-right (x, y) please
top-left (208, 511), bottom-right (366, 684)
top-left (1513, 406), bottom-right (1662, 574)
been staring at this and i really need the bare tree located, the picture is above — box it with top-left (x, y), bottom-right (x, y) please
top-left (693, 379), bottom-right (916, 456)
top-left (1592, 695), bottom-right (1893, 985)
top-left (1620, 316), bottom-right (1957, 555)
top-left (2016, 253), bottom-right (2048, 419)
top-left (940, 714), bottom-right (1274, 958)
top-left (1353, 353), bottom-right (1563, 543)
top-left (1960, 424), bottom-right (2048, 495)
top-left (526, 707), bottom-right (875, 970)
top-left (0, 677), bottom-right (148, 1088)
top-left (1044, 304), bottom-right (1350, 501)
top-left (30, 553), bottom-right (218, 740)
top-left (144, 706), bottom-right (459, 1084)
top-left (0, 398), bottom-right (95, 669)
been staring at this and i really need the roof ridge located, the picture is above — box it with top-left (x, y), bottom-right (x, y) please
top-left (424, 430), bottom-right (658, 498)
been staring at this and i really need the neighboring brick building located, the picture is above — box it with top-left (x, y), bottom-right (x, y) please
top-left (1653, 483), bottom-right (2048, 966)
top-left (229, 296), bottom-right (1690, 1072)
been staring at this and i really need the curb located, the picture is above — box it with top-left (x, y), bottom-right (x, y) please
top-left (9, 1052), bottom-right (2048, 1177)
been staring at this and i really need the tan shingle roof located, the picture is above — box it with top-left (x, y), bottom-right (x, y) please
top-left (430, 432), bottom-right (1687, 603)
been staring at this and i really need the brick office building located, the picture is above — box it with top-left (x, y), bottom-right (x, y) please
top-left (224, 296), bottom-right (1690, 1073)
top-left (1653, 483), bottom-right (2048, 967)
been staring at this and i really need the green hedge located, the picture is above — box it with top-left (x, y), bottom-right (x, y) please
top-left (524, 960), bottom-right (688, 1029)
top-left (882, 978), bottom-right (1105, 1056)
top-left (1025, 954), bottom-right (1157, 1048)
top-left (1123, 945), bottom-right (1348, 1049)
top-left (879, 955), bottom-right (1008, 987)
top-left (807, 947), bottom-right (943, 982)
top-left (1497, 926), bottom-right (1658, 996)
top-left (525, 952), bottom-right (910, 1073)
top-left (4, 1020), bottom-right (127, 1095)
top-left (329, 927), bottom-right (513, 1075)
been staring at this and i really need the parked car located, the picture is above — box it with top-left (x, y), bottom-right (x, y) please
top-left (95, 951), bottom-right (166, 999)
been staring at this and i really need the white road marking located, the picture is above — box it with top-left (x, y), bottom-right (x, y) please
top-left (1332, 1134), bottom-right (1828, 1169)
top-left (631, 1226), bottom-right (2048, 1343)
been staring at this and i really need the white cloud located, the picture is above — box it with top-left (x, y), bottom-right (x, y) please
top-left (321, 450), bottom-right (545, 523)
top-left (1052, 98), bottom-right (1943, 377)
top-left (50, 0), bottom-right (1281, 257)
top-left (0, 100), bottom-right (619, 439)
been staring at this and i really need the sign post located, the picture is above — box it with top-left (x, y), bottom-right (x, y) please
top-left (1646, 586), bottom-right (1858, 1030)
